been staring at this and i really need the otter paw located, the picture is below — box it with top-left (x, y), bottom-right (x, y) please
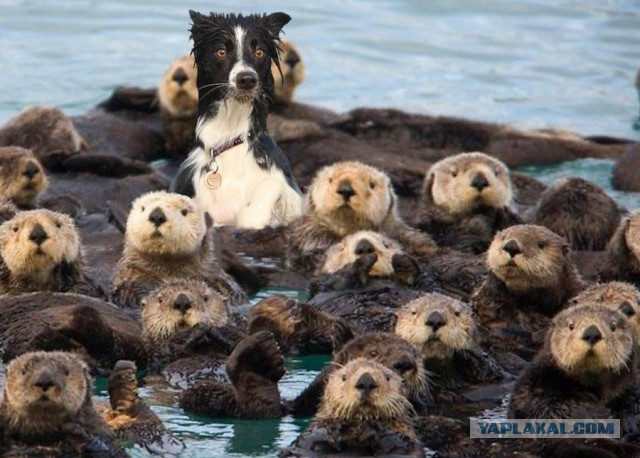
top-left (391, 253), bottom-right (420, 286)
top-left (227, 331), bottom-right (285, 383)
top-left (108, 360), bottom-right (138, 412)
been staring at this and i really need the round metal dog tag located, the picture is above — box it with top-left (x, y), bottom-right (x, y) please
top-left (205, 171), bottom-right (222, 189)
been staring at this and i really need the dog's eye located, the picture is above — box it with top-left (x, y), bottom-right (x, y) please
top-left (254, 48), bottom-right (265, 59)
top-left (370, 181), bottom-right (376, 190)
top-left (216, 49), bottom-right (227, 59)
top-left (181, 209), bottom-right (188, 216)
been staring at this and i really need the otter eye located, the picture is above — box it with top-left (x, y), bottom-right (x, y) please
top-left (216, 48), bottom-right (227, 59)
top-left (369, 350), bottom-right (378, 358)
top-left (181, 209), bottom-right (188, 216)
top-left (254, 48), bottom-right (265, 59)
top-left (610, 323), bottom-right (617, 332)
top-left (21, 368), bottom-right (26, 376)
top-left (537, 241), bottom-right (546, 249)
top-left (56, 221), bottom-right (62, 228)
top-left (141, 206), bottom-right (145, 212)
top-left (451, 170), bottom-right (458, 178)
top-left (454, 311), bottom-right (461, 317)
top-left (411, 310), bottom-right (417, 316)
top-left (370, 181), bottom-right (376, 190)
top-left (620, 301), bottom-right (636, 317)
top-left (494, 168), bottom-right (500, 176)
top-left (341, 374), bottom-right (346, 382)
top-left (329, 178), bottom-right (333, 184)
top-left (63, 368), bottom-right (70, 376)
top-left (12, 226), bottom-right (18, 233)
top-left (568, 322), bottom-right (574, 331)
top-left (203, 295), bottom-right (209, 302)
top-left (385, 374), bottom-right (391, 381)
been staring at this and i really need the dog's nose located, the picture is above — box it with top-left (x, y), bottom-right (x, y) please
top-left (337, 181), bottom-right (355, 201)
top-left (426, 311), bottom-right (446, 332)
top-left (148, 207), bottom-right (167, 227)
top-left (393, 355), bottom-right (416, 375)
top-left (236, 71), bottom-right (258, 91)
top-left (470, 173), bottom-right (489, 191)
top-left (285, 50), bottom-right (301, 68)
top-left (29, 224), bottom-right (48, 245)
top-left (355, 372), bottom-right (377, 393)
top-left (172, 67), bottom-right (189, 86)
top-left (173, 293), bottom-right (192, 313)
top-left (34, 374), bottom-right (55, 392)
top-left (23, 162), bottom-right (40, 180)
top-left (582, 325), bottom-right (602, 346)
top-left (355, 239), bottom-right (376, 256)
top-left (502, 240), bottom-right (521, 258)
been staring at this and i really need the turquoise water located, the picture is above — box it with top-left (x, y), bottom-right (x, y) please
top-left (1, 1), bottom-right (640, 456)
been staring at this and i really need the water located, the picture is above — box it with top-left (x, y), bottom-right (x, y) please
top-left (1, 1), bottom-right (640, 456)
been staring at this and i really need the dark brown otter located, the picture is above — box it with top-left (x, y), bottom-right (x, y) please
top-left (612, 146), bottom-right (640, 193)
top-left (598, 212), bottom-right (640, 287)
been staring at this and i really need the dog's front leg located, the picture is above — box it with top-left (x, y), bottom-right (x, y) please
top-left (237, 177), bottom-right (284, 229)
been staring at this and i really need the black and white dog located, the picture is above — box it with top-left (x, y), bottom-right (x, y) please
top-left (170, 11), bottom-right (302, 229)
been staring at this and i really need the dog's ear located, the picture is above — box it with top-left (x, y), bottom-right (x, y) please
top-left (264, 12), bottom-right (291, 37)
top-left (189, 10), bottom-right (206, 26)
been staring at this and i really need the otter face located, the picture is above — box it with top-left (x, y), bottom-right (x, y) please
top-left (0, 147), bottom-right (48, 206)
top-left (125, 191), bottom-right (207, 256)
top-left (572, 282), bottom-right (640, 345)
top-left (318, 358), bottom-right (410, 422)
top-left (425, 152), bottom-right (512, 217)
top-left (335, 333), bottom-right (427, 400)
top-left (624, 213), bottom-right (640, 263)
top-left (141, 279), bottom-right (229, 341)
top-left (322, 230), bottom-right (403, 277)
top-left (158, 54), bottom-right (198, 118)
top-left (272, 39), bottom-right (305, 104)
top-left (487, 224), bottom-right (570, 291)
top-left (0, 209), bottom-right (80, 278)
top-left (395, 293), bottom-right (475, 359)
top-left (309, 161), bottom-right (395, 235)
top-left (550, 304), bottom-right (633, 374)
top-left (4, 351), bottom-right (89, 427)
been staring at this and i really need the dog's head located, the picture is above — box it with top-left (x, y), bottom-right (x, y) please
top-left (189, 11), bottom-right (291, 114)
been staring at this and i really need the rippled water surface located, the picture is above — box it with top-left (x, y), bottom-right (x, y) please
top-left (1, 0), bottom-right (640, 456)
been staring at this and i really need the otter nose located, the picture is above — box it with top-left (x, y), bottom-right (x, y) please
top-left (285, 50), bottom-right (301, 68)
top-left (173, 293), bottom-right (192, 313)
top-left (470, 173), bottom-right (489, 191)
top-left (172, 67), bottom-right (189, 86)
top-left (34, 374), bottom-right (55, 392)
top-left (23, 162), bottom-right (40, 180)
top-left (582, 325), bottom-right (603, 346)
top-left (337, 181), bottom-right (356, 201)
top-left (426, 311), bottom-right (446, 332)
top-left (502, 240), bottom-right (521, 258)
top-left (355, 239), bottom-right (376, 256)
top-left (620, 301), bottom-right (636, 317)
top-left (148, 207), bottom-right (167, 227)
top-left (236, 71), bottom-right (258, 91)
top-left (393, 355), bottom-right (416, 375)
top-left (355, 372), bottom-right (378, 393)
top-left (29, 224), bottom-right (48, 245)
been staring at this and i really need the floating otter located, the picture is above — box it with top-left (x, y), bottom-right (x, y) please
top-left (531, 177), bottom-right (623, 251)
top-left (508, 304), bottom-right (639, 439)
top-left (286, 161), bottom-right (437, 275)
top-left (0, 351), bottom-right (122, 456)
top-left (414, 152), bottom-right (520, 253)
top-left (395, 293), bottom-right (505, 392)
top-left (598, 212), bottom-right (640, 287)
top-left (0, 209), bottom-right (102, 296)
top-left (112, 191), bottom-right (246, 308)
top-left (291, 332), bottom-right (429, 418)
top-left (0, 106), bottom-right (88, 170)
top-left (0, 146), bottom-right (48, 209)
top-left (472, 224), bottom-right (584, 358)
top-left (157, 54), bottom-right (198, 158)
top-left (280, 358), bottom-right (424, 458)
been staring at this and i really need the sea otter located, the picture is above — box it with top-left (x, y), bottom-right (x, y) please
top-left (280, 358), bottom-right (424, 458)
top-left (112, 191), bottom-right (246, 308)
top-left (0, 146), bottom-right (48, 209)
top-left (286, 161), bottom-right (437, 275)
top-left (598, 212), bottom-right (640, 287)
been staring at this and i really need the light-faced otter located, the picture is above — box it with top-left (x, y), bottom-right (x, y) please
top-left (414, 152), bottom-right (520, 253)
top-left (395, 293), bottom-right (505, 391)
top-left (140, 279), bottom-right (245, 387)
top-left (272, 39), bottom-right (305, 105)
top-left (0, 209), bottom-right (102, 296)
top-left (0, 106), bottom-right (88, 169)
top-left (0, 146), bottom-right (47, 209)
top-left (291, 332), bottom-right (429, 418)
top-left (112, 191), bottom-right (246, 308)
top-left (531, 177), bottom-right (623, 251)
top-left (599, 212), bottom-right (640, 287)
top-left (280, 358), bottom-right (424, 458)
top-left (286, 161), bottom-right (437, 275)
top-left (570, 281), bottom-right (640, 346)
top-left (157, 54), bottom-right (198, 158)
top-left (0, 351), bottom-right (122, 456)
top-left (508, 304), bottom-right (639, 438)
top-left (248, 296), bottom-right (356, 356)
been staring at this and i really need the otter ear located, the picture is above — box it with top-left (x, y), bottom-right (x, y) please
top-left (423, 173), bottom-right (435, 203)
top-left (204, 212), bottom-right (213, 229)
top-left (264, 12), bottom-right (291, 37)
